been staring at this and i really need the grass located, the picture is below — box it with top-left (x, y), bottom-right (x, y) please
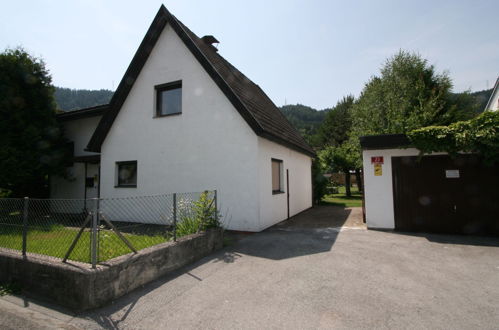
top-left (322, 185), bottom-right (363, 208)
top-left (0, 192), bottom-right (220, 264)
top-left (0, 223), bottom-right (168, 263)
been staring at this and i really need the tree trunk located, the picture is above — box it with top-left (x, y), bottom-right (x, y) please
top-left (345, 171), bottom-right (351, 197)
top-left (355, 169), bottom-right (363, 193)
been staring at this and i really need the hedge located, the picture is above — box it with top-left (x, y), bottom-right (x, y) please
top-left (407, 111), bottom-right (499, 164)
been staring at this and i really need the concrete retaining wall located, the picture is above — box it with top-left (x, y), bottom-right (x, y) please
top-left (0, 229), bottom-right (223, 310)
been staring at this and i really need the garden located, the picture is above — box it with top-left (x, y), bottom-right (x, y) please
top-left (322, 185), bottom-right (362, 208)
top-left (0, 191), bottom-right (221, 264)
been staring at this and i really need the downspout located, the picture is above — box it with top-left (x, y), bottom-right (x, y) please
top-left (97, 163), bottom-right (101, 198)
top-left (84, 162), bottom-right (88, 211)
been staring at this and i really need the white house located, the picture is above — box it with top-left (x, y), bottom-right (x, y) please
top-left (484, 76), bottom-right (499, 112)
top-left (51, 5), bottom-right (314, 232)
top-left (360, 134), bottom-right (499, 236)
top-left (52, 105), bottom-right (106, 202)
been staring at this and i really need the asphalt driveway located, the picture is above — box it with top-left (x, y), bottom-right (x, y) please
top-left (2, 205), bottom-right (499, 329)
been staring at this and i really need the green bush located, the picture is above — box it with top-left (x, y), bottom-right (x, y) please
top-left (408, 111), bottom-right (499, 164)
top-left (312, 159), bottom-right (328, 205)
top-left (176, 191), bottom-right (221, 238)
top-left (0, 189), bottom-right (11, 198)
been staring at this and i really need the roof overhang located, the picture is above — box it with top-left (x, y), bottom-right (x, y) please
top-left (57, 104), bottom-right (108, 122)
top-left (73, 154), bottom-right (100, 163)
top-left (260, 131), bottom-right (316, 158)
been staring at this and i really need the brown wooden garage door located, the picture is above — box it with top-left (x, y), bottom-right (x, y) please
top-left (392, 154), bottom-right (499, 236)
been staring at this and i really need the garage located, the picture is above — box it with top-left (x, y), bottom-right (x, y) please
top-left (392, 154), bottom-right (499, 235)
top-left (360, 134), bottom-right (499, 236)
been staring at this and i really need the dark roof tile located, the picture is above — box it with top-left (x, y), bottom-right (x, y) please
top-left (177, 20), bottom-right (313, 156)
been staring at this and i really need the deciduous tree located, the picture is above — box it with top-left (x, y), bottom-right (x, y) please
top-left (351, 50), bottom-right (479, 139)
top-left (319, 141), bottom-right (361, 197)
top-left (316, 95), bottom-right (355, 147)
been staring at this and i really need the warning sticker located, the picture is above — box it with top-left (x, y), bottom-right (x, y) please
top-left (374, 163), bottom-right (382, 176)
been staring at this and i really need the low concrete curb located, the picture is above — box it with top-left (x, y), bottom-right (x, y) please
top-left (0, 228), bottom-right (223, 310)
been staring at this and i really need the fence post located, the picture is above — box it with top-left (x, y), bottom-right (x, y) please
top-left (91, 198), bottom-right (98, 269)
top-left (173, 193), bottom-right (177, 242)
top-left (22, 197), bottom-right (29, 257)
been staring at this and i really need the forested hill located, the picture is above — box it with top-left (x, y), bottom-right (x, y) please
top-left (470, 88), bottom-right (493, 110)
top-left (279, 104), bottom-right (327, 138)
top-left (278, 88), bottom-right (493, 138)
top-left (54, 86), bottom-right (493, 127)
top-left (54, 87), bottom-right (113, 111)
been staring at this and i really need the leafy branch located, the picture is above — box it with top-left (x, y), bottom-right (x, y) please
top-left (408, 111), bottom-right (499, 164)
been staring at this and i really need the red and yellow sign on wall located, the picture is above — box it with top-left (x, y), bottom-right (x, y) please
top-left (371, 156), bottom-right (384, 176)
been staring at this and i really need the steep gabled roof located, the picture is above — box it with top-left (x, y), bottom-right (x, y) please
top-left (86, 5), bottom-right (314, 157)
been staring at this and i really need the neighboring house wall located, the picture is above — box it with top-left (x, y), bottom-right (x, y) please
top-left (486, 87), bottom-right (499, 111)
top-left (362, 148), bottom-right (445, 229)
top-left (63, 116), bottom-right (102, 157)
top-left (50, 116), bottom-right (102, 199)
top-left (50, 163), bottom-right (86, 200)
top-left (484, 77), bottom-right (499, 112)
top-left (258, 137), bottom-right (312, 230)
top-left (99, 23), bottom-right (261, 231)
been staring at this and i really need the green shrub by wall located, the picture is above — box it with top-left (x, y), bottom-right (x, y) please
top-left (408, 111), bottom-right (499, 164)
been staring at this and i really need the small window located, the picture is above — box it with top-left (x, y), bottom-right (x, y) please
top-left (271, 158), bottom-right (284, 194)
top-left (116, 161), bottom-right (137, 187)
top-left (155, 81), bottom-right (182, 117)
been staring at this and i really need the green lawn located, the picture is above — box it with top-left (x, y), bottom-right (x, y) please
top-left (322, 185), bottom-right (363, 208)
top-left (0, 224), bottom-right (168, 263)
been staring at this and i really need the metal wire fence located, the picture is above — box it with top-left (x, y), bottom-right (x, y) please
top-left (0, 190), bottom-right (218, 268)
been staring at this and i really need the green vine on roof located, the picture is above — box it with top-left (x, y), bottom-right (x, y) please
top-left (407, 111), bottom-right (499, 164)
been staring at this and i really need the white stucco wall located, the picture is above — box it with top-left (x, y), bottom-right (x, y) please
top-left (99, 23), bottom-right (261, 231)
top-left (50, 116), bottom-right (102, 200)
top-left (62, 116), bottom-right (102, 156)
top-left (258, 138), bottom-right (312, 230)
top-left (362, 148), bottom-right (447, 229)
top-left (50, 163), bottom-right (99, 213)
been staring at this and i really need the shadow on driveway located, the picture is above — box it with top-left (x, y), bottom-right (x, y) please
top-left (10, 204), bottom-right (498, 329)
top-left (224, 205), bottom-right (364, 261)
top-left (73, 206), bottom-right (363, 328)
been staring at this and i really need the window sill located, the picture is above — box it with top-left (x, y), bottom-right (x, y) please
top-left (272, 190), bottom-right (285, 195)
top-left (114, 185), bottom-right (137, 188)
top-left (153, 112), bottom-right (182, 118)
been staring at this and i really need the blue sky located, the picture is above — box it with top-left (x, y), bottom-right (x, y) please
top-left (1, 0), bottom-right (497, 109)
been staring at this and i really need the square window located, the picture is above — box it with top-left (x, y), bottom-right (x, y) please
top-left (272, 158), bottom-right (284, 194)
top-left (116, 161), bottom-right (137, 187)
top-left (156, 81), bottom-right (182, 116)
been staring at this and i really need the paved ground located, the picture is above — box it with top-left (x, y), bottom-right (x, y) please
top-left (1, 205), bottom-right (499, 329)
top-left (277, 204), bottom-right (365, 229)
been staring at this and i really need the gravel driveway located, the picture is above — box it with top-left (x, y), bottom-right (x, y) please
top-left (2, 205), bottom-right (499, 329)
